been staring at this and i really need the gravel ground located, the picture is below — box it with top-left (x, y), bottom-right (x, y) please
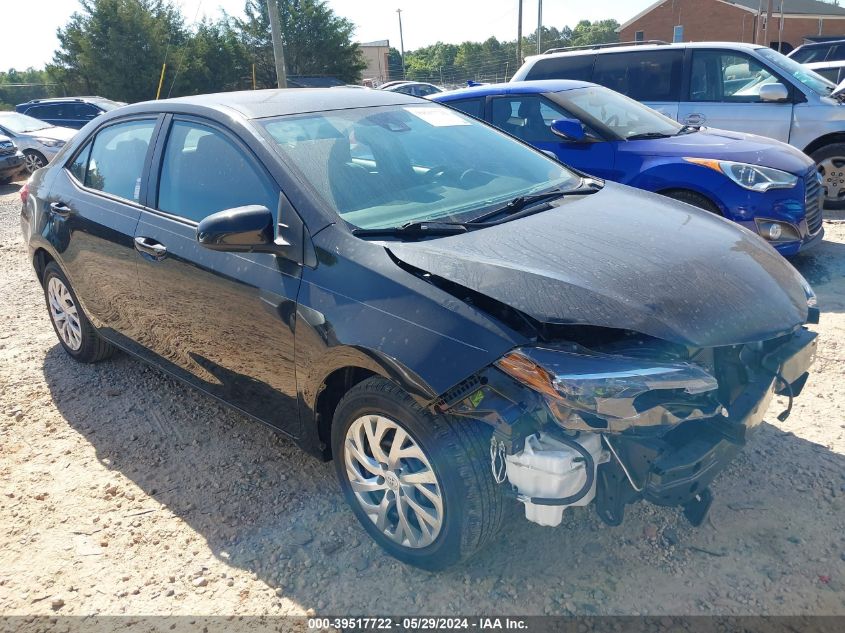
top-left (1, 180), bottom-right (844, 617)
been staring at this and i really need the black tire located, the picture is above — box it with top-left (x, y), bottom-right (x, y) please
top-left (661, 189), bottom-right (721, 215)
top-left (331, 376), bottom-right (507, 570)
top-left (23, 150), bottom-right (47, 174)
top-left (42, 261), bottom-right (115, 363)
top-left (810, 143), bottom-right (845, 210)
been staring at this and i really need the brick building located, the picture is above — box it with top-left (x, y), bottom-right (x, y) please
top-left (618, 0), bottom-right (845, 51)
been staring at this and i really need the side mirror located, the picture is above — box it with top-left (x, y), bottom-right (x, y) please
top-left (550, 118), bottom-right (586, 142)
top-left (197, 205), bottom-right (284, 254)
top-left (759, 83), bottom-right (789, 102)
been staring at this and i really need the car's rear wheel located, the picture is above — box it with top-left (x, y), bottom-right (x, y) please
top-left (661, 189), bottom-right (721, 214)
top-left (23, 150), bottom-right (47, 174)
top-left (331, 376), bottom-right (507, 570)
top-left (811, 143), bottom-right (845, 210)
top-left (42, 262), bottom-right (115, 363)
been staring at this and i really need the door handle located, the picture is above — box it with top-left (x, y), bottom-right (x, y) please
top-left (49, 201), bottom-right (72, 217)
top-left (134, 236), bottom-right (168, 260)
top-left (684, 113), bottom-right (705, 125)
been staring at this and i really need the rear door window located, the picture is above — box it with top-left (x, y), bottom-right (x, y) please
top-left (75, 119), bottom-right (157, 202)
top-left (524, 54), bottom-right (595, 81)
top-left (592, 50), bottom-right (683, 101)
top-left (829, 45), bottom-right (845, 62)
top-left (156, 120), bottom-right (277, 223)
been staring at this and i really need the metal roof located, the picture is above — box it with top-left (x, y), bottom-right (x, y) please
top-left (728, 0), bottom-right (845, 16)
top-left (120, 87), bottom-right (420, 120)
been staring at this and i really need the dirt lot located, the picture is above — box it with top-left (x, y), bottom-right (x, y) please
top-left (1, 179), bottom-right (844, 618)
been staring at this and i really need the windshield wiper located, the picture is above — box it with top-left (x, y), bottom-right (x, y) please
top-left (352, 220), bottom-right (468, 239)
top-left (466, 179), bottom-right (603, 225)
top-left (626, 131), bottom-right (673, 140)
top-left (675, 124), bottom-right (700, 135)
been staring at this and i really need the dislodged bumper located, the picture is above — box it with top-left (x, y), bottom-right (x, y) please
top-left (437, 327), bottom-right (817, 527)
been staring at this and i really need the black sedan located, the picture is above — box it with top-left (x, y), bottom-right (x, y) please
top-left (20, 87), bottom-right (817, 569)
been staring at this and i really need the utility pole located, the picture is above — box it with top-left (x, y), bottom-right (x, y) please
top-left (397, 9), bottom-right (406, 80)
top-left (764, 0), bottom-right (773, 47)
top-left (266, 0), bottom-right (287, 88)
top-left (516, 0), bottom-right (523, 65)
top-left (537, 0), bottom-right (543, 54)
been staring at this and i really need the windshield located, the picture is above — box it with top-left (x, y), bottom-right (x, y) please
top-left (757, 47), bottom-right (836, 96)
top-left (789, 46), bottom-right (829, 64)
top-left (258, 104), bottom-right (580, 230)
top-left (0, 112), bottom-right (52, 133)
top-left (551, 86), bottom-right (682, 139)
top-left (95, 100), bottom-right (124, 111)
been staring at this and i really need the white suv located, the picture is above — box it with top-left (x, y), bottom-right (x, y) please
top-left (513, 41), bottom-right (845, 208)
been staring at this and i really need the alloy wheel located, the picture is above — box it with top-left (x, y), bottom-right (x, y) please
top-left (47, 277), bottom-right (83, 351)
top-left (344, 414), bottom-right (443, 548)
top-left (818, 157), bottom-right (845, 204)
top-left (24, 152), bottom-right (46, 174)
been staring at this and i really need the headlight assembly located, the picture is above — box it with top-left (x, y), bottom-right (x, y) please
top-left (684, 158), bottom-right (798, 192)
top-left (34, 137), bottom-right (65, 148)
top-left (495, 346), bottom-right (721, 432)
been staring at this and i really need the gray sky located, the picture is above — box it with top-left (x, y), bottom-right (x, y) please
top-left (0, 0), bottom-right (653, 71)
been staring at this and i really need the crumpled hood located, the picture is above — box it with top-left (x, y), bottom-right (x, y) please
top-left (624, 127), bottom-right (814, 175)
top-left (388, 183), bottom-right (810, 347)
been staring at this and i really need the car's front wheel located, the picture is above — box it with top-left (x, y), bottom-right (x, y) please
top-left (42, 261), bottom-right (115, 363)
top-left (812, 143), bottom-right (845, 210)
top-left (331, 377), bottom-right (507, 570)
top-left (23, 150), bottom-right (47, 174)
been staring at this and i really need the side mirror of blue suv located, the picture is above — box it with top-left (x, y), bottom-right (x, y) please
top-left (550, 118), bottom-right (586, 142)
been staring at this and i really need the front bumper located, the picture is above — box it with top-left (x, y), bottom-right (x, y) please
top-left (595, 327), bottom-right (817, 524)
top-left (0, 151), bottom-right (26, 179)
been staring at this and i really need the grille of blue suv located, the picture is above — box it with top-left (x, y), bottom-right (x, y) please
top-left (0, 141), bottom-right (15, 156)
top-left (805, 170), bottom-right (823, 235)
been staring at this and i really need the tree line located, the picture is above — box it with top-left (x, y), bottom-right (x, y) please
top-left (0, 0), bottom-right (619, 109)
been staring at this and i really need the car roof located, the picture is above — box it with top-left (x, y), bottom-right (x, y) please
top-left (523, 41), bottom-right (766, 64)
top-left (113, 87), bottom-right (422, 120)
top-left (794, 39), bottom-right (845, 49)
top-left (18, 96), bottom-right (113, 105)
top-left (434, 79), bottom-right (595, 100)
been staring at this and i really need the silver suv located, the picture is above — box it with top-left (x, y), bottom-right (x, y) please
top-left (513, 41), bottom-right (845, 208)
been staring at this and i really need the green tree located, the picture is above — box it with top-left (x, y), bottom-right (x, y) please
top-left (173, 18), bottom-right (252, 95)
top-left (48, 0), bottom-right (186, 102)
top-left (570, 19), bottom-right (620, 47)
top-left (0, 68), bottom-right (59, 110)
top-left (235, 0), bottom-right (366, 85)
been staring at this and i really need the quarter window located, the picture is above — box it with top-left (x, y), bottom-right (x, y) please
top-left (157, 120), bottom-right (277, 223)
top-left (592, 50), bottom-right (683, 101)
top-left (690, 50), bottom-right (786, 102)
top-left (72, 119), bottom-right (156, 202)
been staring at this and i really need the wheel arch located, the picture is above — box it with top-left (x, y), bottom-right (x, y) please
top-left (304, 346), bottom-right (442, 461)
top-left (32, 247), bottom-right (56, 283)
top-left (803, 133), bottom-right (845, 157)
top-left (655, 187), bottom-right (724, 215)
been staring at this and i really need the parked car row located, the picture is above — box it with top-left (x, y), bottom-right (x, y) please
top-left (0, 97), bottom-right (125, 181)
top-left (20, 83), bottom-right (818, 569)
top-left (510, 41), bottom-right (845, 210)
top-left (433, 80), bottom-right (823, 257)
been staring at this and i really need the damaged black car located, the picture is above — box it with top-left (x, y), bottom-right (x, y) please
top-left (20, 88), bottom-right (818, 570)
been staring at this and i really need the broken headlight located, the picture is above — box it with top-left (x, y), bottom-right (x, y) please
top-left (496, 346), bottom-right (721, 433)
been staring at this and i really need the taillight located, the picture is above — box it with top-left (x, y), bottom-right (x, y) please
top-left (20, 182), bottom-right (29, 205)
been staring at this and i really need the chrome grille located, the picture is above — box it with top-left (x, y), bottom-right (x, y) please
top-left (805, 170), bottom-right (823, 235)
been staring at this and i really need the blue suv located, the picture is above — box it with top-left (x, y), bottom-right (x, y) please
top-left (433, 80), bottom-right (823, 256)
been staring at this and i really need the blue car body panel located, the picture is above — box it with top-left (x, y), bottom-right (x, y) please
top-left (433, 81), bottom-right (823, 256)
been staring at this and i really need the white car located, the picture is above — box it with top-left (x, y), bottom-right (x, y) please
top-left (0, 112), bottom-right (77, 174)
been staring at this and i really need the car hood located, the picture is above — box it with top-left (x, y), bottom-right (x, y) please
top-left (25, 126), bottom-right (77, 142)
top-left (387, 183), bottom-right (810, 348)
top-left (623, 127), bottom-right (814, 174)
